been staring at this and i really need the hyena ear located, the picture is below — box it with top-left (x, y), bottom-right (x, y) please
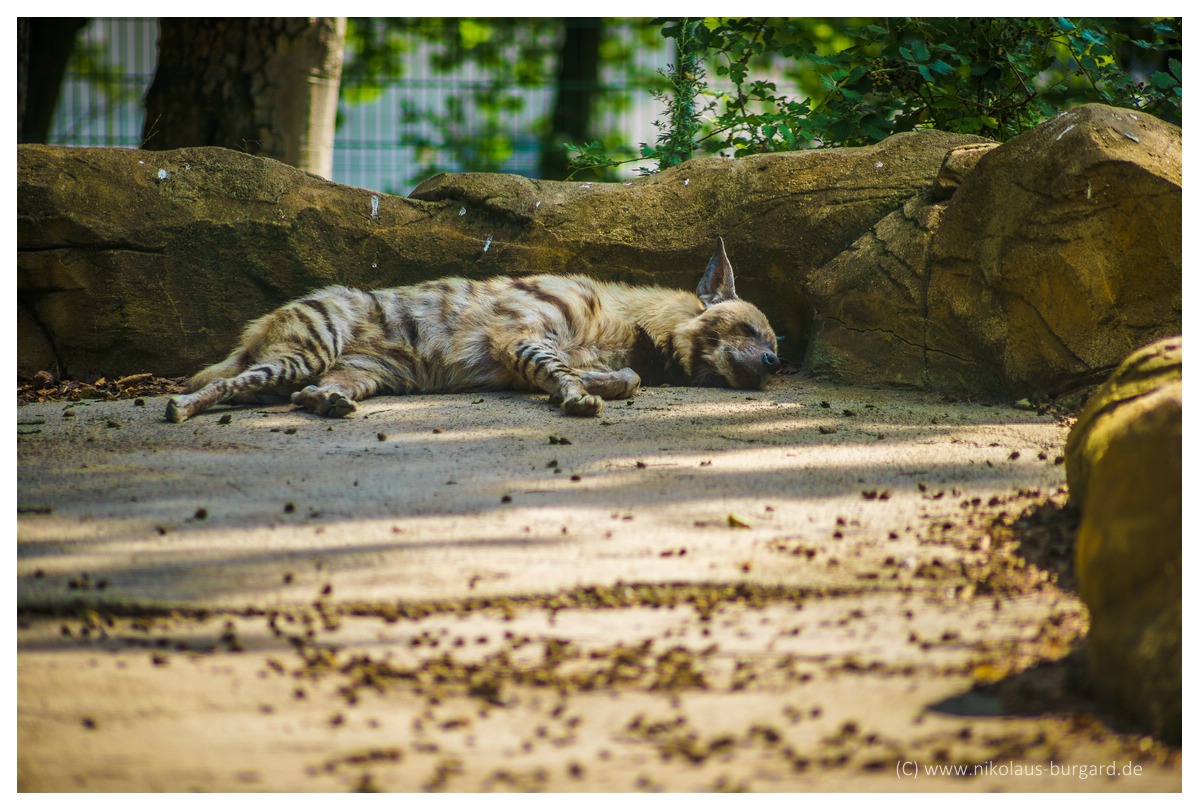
top-left (696, 236), bottom-right (738, 308)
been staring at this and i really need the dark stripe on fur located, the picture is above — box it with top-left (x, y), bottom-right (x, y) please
top-left (583, 290), bottom-right (601, 318)
top-left (514, 280), bottom-right (574, 327)
top-left (366, 292), bottom-right (390, 338)
top-left (290, 307), bottom-right (331, 358)
top-left (295, 335), bottom-right (328, 368)
top-left (515, 343), bottom-right (537, 377)
top-left (628, 326), bottom-right (686, 386)
top-left (394, 304), bottom-right (420, 348)
top-left (301, 298), bottom-right (341, 355)
top-left (493, 303), bottom-right (523, 322)
top-left (688, 324), bottom-right (720, 384)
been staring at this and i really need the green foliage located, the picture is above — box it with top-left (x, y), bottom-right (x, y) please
top-left (568, 17), bottom-right (1182, 174)
top-left (566, 18), bottom-right (712, 177)
top-left (652, 18), bottom-right (709, 169)
top-left (338, 17), bottom-right (1181, 183)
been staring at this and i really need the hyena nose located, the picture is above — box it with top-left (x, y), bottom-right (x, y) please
top-left (762, 351), bottom-right (780, 371)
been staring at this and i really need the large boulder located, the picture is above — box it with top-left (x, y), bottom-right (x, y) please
top-left (17, 131), bottom-right (981, 379)
top-left (806, 104), bottom-right (1181, 396)
top-left (1065, 336), bottom-right (1181, 743)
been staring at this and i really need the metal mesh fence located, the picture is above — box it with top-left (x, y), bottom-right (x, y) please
top-left (50, 19), bottom-right (157, 149)
top-left (46, 18), bottom-right (670, 194)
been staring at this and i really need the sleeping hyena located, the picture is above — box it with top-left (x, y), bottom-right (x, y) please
top-left (166, 237), bottom-right (780, 422)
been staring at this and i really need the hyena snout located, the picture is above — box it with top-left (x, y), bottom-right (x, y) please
top-left (753, 350), bottom-right (782, 387)
top-left (721, 345), bottom-right (781, 390)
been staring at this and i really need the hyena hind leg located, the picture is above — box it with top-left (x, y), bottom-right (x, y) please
top-left (500, 339), bottom-right (603, 417)
top-left (290, 357), bottom-right (393, 418)
top-left (166, 360), bottom-right (295, 423)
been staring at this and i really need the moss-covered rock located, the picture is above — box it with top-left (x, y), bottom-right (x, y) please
top-left (1066, 336), bottom-right (1181, 743)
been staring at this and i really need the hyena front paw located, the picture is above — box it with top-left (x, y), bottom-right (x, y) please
top-left (581, 367), bottom-right (642, 400)
top-left (560, 393), bottom-right (603, 417)
top-left (291, 386), bottom-right (358, 418)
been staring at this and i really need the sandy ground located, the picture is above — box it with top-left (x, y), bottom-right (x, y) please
top-left (16, 377), bottom-right (1181, 792)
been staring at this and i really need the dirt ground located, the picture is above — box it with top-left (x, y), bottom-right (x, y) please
top-left (16, 376), bottom-right (1181, 792)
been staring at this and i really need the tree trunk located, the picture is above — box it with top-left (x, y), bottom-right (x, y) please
top-left (539, 18), bottom-right (602, 180)
top-left (17, 18), bottom-right (28, 141)
top-left (142, 18), bottom-right (346, 179)
top-left (18, 17), bottom-right (88, 144)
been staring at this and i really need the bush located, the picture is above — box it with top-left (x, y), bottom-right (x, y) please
top-left (569, 17), bottom-right (1181, 176)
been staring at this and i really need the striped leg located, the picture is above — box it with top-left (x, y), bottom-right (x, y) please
top-left (166, 359), bottom-right (295, 423)
top-left (500, 339), bottom-right (602, 416)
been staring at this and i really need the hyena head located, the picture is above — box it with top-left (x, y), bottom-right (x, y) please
top-left (679, 237), bottom-right (780, 390)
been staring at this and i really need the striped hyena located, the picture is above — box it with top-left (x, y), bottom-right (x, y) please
top-left (166, 237), bottom-right (780, 422)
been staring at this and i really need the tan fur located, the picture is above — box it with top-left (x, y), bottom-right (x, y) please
top-left (166, 239), bottom-right (779, 422)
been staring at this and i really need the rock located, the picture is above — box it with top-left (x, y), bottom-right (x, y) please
top-left (1065, 336), bottom-right (1181, 743)
top-left (805, 104), bottom-right (1180, 396)
top-left (803, 192), bottom-right (946, 387)
top-left (18, 107), bottom-right (1180, 400)
top-left (17, 132), bottom-right (981, 379)
top-left (931, 142), bottom-right (1000, 201)
top-left (18, 303), bottom-right (58, 379)
top-left (927, 104), bottom-right (1181, 398)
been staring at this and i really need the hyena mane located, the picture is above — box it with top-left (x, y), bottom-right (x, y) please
top-left (166, 237), bottom-right (780, 422)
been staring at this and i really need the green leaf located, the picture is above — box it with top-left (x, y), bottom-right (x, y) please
top-left (1150, 71), bottom-right (1178, 89)
top-left (956, 116), bottom-right (984, 134)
